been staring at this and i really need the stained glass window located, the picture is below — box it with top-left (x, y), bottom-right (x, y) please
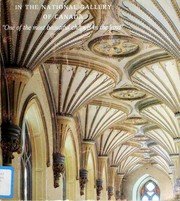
top-left (141, 180), bottom-right (160, 201)
top-left (21, 122), bottom-right (32, 200)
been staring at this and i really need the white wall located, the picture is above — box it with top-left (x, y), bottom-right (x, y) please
top-left (124, 164), bottom-right (174, 201)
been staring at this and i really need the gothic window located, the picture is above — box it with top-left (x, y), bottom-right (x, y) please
top-left (141, 180), bottom-right (160, 201)
top-left (21, 122), bottom-right (32, 200)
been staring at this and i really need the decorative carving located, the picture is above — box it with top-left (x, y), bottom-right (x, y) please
top-left (108, 186), bottom-right (114, 200)
top-left (174, 178), bottom-right (180, 197)
top-left (115, 190), bottom-right (121, 200)
top-left (1, 121), bottom-right (21, 166)
top-left (96, 179), bottom-right (103, 200)
top-left (111, 88), bottom-right (146, 101)
top-left (123, 117), bottom-right (147, 125)
top-left (80, 169), bottom-right (88, 196)
top-left (89, 35), bottom-right (139, 57)
top-left (53, 153), bottom-right (65, 188)
top-left (2, 68), bottom-right (32, 122)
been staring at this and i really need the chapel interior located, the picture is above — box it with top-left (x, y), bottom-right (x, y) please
top-left (0, 0), bottom-right (180, 201)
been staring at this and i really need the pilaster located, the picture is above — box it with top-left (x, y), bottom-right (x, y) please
top-left (170, 154), bottom-right (180, 199)
top-left (97, 156), bottom-right (108, 200)
top-left (115, 173), bottom-right (124, 200)
top-left (53, 115), bottom-right (75, 188)
top-left (108, 166), bottom-right (118, 200)
top-left (170, 154), bottom-right (180, 180)
top-left (80, 140), bottom-right (95, 196)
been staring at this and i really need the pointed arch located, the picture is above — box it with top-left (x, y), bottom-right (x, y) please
top-left (19, 94), bottom-right (50, 200)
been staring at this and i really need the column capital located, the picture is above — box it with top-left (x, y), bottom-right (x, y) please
top-left (82, 140), bottom-right (95, 146)
top-left (110, 165), bottom-right (118, 170)
top-left (117, 173), bottom-right (125, 177)
top-left (2, 68), bottom-right (32, 123)
top-left (98, 155), bottom-right (109, 160)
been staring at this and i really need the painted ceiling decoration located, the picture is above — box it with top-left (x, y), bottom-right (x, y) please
top-left (113, 0), bottom-right (180, 61)
top-left (1, 0), bottom-right (102, 68)
top-left (88, 35), bottom-right (139, 57)
top-left (122, 116), bottom-right (147, 125)
top-left (110, 87), bottom-right (146, 101)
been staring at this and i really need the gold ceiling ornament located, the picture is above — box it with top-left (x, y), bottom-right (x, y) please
top-left (122, 117), bottom-right (147, 125)
top-left (134, 136), bottom-right (149, 142)
top-left (88, 35), bottom-right (139, 57)
top-left (110, 87), bottom-right (146, 101)
top-left (130, 59), bottom-right (180, 114)
top-left (113, 0), bottom-right (180, 61)
top-left (1, 0), bottom-right (102, 68)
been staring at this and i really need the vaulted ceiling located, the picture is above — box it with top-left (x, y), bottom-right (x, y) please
top-left (1, 0), bottom-right (180, 178)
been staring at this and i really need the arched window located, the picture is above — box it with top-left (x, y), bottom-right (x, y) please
top-left (141, 180), bottom-right (160, 201)
top-left (21, 121), bottom-right (32, 200)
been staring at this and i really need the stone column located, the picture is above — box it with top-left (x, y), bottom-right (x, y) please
top-left (120, 177), bottom-right (126, 200)
top-left (171, 154), bottom-right (180, 198)
top-left (80, 141), bottom-right (95, 196)
top-left (96, 156), bottom-right (108, 200)
top-left (174, 138), bottom-right (180, 151)
top-left (1, 68), bottom-right (31, 166)
top-left (115, 173), bottom-right (124, 200)
top-left (53, 115), bottom-right (74, 188)
top-left (174, 112), bottom-right (180, 149)
top-left (108, 166), bottom-right (118, 200)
